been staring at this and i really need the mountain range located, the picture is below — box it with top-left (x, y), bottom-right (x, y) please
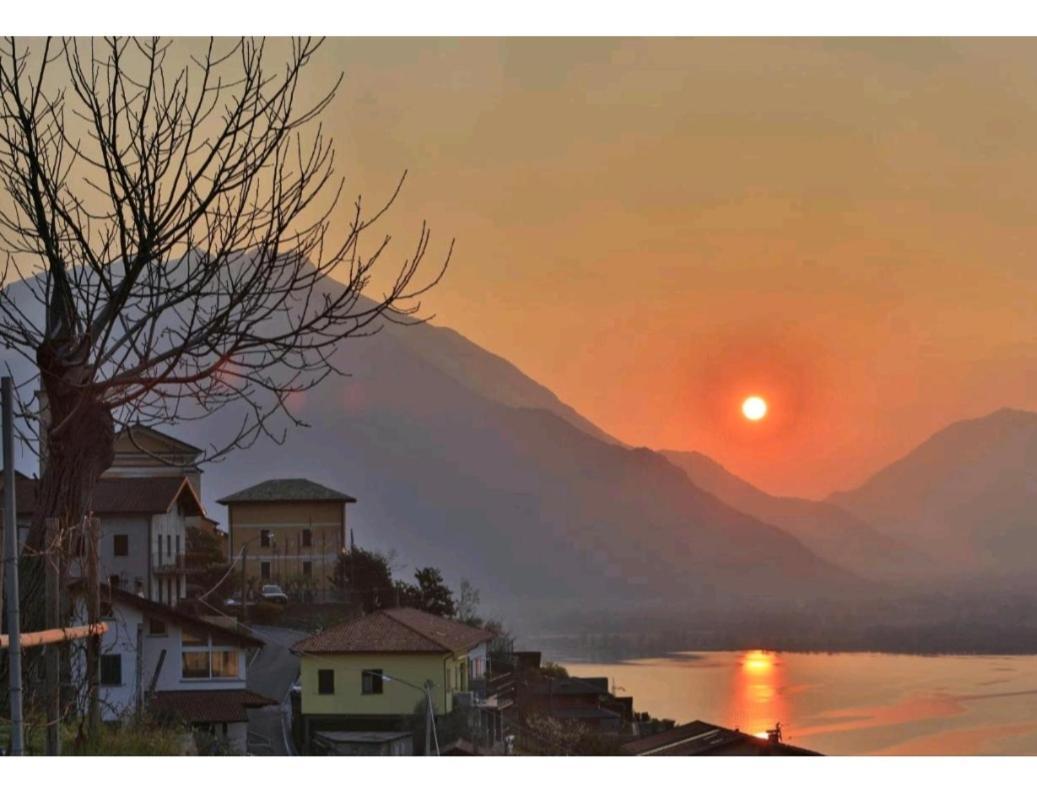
top-left (660, 449), bottom-right (926, 582)
top-left (5, 270), bottom-right (1037, 630)
top-left (828, 407), bottom-right (1037, 583)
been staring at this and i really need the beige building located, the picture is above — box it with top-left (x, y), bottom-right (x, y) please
top-left (103, 424), bottom-right (220, 542)
top-left (217, 478), bottom-right (356, 600)
top-left (105, 424), bottom-right (205, 497)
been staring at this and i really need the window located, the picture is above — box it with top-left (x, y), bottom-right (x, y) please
top-left (302, 529), bottom-right (312, 548)
top-left (175, 533), bottom-right (181, 557)
top-left (157, 534), bottom-right (163, 563)
top-left (362, 669), bottom-right (384, 695)
top-left (113, 533), bottom-right (128, 557)
top-left (166, 533), bottom-right (172, 558)
top-left (211, 650), bottom-right (240, 678)
top-left (260, 561), bottom-right (271, 580)
top-left (318, 669), bottom-right (335, 695)
top-left (181, 630), bottom-right (240, 680)
top-left (260, 529), bottom-right (272, 548)
top-left (100, 655), bottom-right (122, 686)
top-left (302, 561), bottom-right (312, 577)
top-left (149, 618), bottom-right (167, 636)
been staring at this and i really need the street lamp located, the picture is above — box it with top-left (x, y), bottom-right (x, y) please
top-left (365, 671), bottom-right (439, 756)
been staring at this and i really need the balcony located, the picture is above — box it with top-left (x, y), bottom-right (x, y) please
top-left (152, 554), bottom-right (187, 574)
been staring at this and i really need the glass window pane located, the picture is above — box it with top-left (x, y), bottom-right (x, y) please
top-left (182, 650), bottom-right (210, 678)
top-left (212, 650), bottom-right (239, 678)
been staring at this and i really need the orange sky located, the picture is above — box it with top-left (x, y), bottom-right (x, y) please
top-left (43, 38), bottom-right (1037, 498)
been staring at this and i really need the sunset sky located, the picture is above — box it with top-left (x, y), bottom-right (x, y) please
top-left (101, 38), bottom-right (1037, 497)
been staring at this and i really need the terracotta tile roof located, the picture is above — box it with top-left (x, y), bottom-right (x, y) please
top-left (292, 607), bottom-right (494, 655)
top-left (149, 689), bottom-right (276, 724)
top-left (3, 475), bottom-right (203, 517)
top-left (621, 720), bottom-right (821, 756)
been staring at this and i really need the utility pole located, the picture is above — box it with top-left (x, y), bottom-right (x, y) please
top-left (2, 375), bottom-right (23, 756)
top-left (85, 516), bottom-right (101, 743)
top-left (424, 680), bottom-right (433, 756)
top-left (45, 518), bottom-right (61, 755)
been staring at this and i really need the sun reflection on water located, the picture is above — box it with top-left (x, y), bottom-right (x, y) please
top-left (725, 650), bottom-right (789, 737)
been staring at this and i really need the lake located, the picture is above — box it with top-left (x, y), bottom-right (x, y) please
top-left (562, 650), bottom-right (1037, 754)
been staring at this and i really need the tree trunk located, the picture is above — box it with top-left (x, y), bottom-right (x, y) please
top-left (21, 356), bottom-right (114, 634)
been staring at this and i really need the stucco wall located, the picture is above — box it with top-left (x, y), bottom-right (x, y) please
top-left (299, 651), bottom-right (471, 717)
top-left (72, 598), bottom-right (250, 723)
top-left (226, 499), bottom-right (346, 592)
top-left (98, 515), bottom-right (151, 594)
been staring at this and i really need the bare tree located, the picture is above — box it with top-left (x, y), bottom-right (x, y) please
top-left (0, 37), bottom-right (448, 569)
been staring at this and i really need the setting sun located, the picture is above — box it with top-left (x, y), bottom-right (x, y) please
top-left (742, 395), bottom-right (768, 421)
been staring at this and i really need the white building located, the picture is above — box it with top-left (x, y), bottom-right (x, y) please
top-left (8, 473), bottom-right (204, 607)
top-left (71, 581), bottom-right (272, 753)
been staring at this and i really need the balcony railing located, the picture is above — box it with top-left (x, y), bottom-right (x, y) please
top-left (152, 554), bottom-right (187, 574)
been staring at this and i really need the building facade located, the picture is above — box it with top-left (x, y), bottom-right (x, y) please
top-left (6, 474), bottom-right (205, 607)
top-left (292, 607), bottom-right (504, 752)
top-left (217, 478), bottom-right (356, 600)
top-left (70, 582), bottom-right (272, 753)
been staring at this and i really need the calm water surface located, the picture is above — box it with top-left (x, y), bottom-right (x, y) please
top-left (564, 651), bottom-right (1037, 755)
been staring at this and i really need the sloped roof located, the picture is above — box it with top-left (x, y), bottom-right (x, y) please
top-left (2, 475), bottom-right (204, 517)
top-left (292, 608), bottom-right (493, 655)
top-left (217, 478), bottom-right (356, 505)
top-left (621, 720), bottom-right (821, 756)
top-left (68, 580), bottom-right (263, 649)
top-left (115, 424), bottom-right (204, 456)
top-left (149, 689), bottom-right (276, 724)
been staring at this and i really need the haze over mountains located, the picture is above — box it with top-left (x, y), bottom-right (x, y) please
top-left (194, 314), bottom-right (860, 621)
top-left (829, 407), bottom-right (1037, 582)
top-left (6, 269), bottom-right (1037, 632)
top-left (660, 450), bottom-right (925, 582)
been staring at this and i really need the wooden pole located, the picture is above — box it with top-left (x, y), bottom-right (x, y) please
top-left (0, 622), bottom-right (108, 649)
top-left (85, 516), bottom-right (101, 741)
top-left (45, 518), bottom-right (61, 755)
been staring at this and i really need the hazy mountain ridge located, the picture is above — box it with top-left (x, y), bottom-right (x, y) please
top-left (390, 321), bottom-right (620, 445)
top-left (661, 449), bottom-right (924, 582)
top-left (828, 407), bottom-right (1037, 577)
top-left (188, 314), bottom-right (862, 622)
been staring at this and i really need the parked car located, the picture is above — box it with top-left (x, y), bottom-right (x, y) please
top-left (260, 584), bottom-right (288, 605)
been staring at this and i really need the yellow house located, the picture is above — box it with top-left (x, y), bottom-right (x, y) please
top-left (292, 607), bottom-right (494, 748)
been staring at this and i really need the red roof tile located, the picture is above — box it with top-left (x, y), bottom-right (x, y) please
top-left (293, 607), bottom-right (494, 655)
top-left (149, 689), bottom-right (276, 724)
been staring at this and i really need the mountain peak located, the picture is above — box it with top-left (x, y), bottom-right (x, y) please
top-left (828, 406), bottom-right (1037, 577)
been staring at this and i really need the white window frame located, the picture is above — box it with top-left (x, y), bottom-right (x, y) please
top-left (180, 632), bottom-right (241, 681)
